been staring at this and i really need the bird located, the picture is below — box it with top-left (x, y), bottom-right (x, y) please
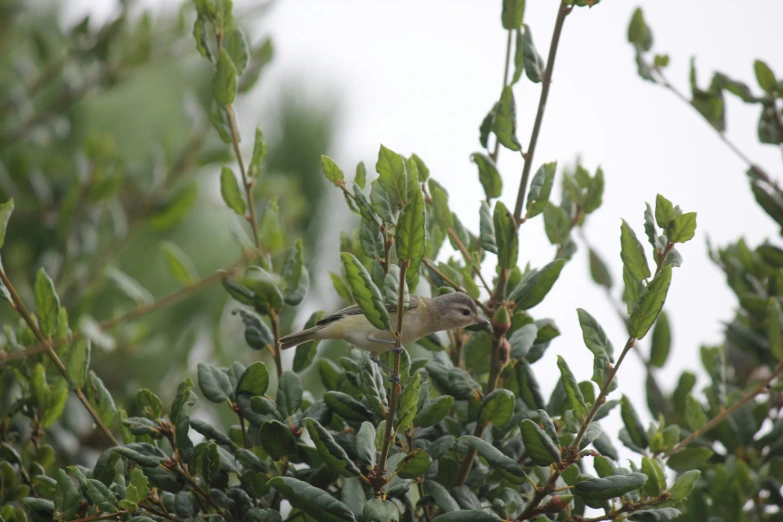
top-left (278, 291), bottom-right (489, 357)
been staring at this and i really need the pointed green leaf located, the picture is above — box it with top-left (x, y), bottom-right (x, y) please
top-left (34, 268), bottom-right (59, 337)
top-left (258, 198), bottom-right (284, 252)
top-left (460, 435), bottom-right (526, 484)
top-left (543, 203), bottom-right (569, 245)
top-left (508, 260), bottom-right (566, 309)
top-left (197, 362), bottom-right (233, 403)
top-left (630, 265), bottom-right (672, 339)
top-left (356, 421), bottom-right (376, 468)
top-left (248, 127), bottom-right (268, 179)
top-left (413, 395), bottom-right (454, 428)
top-left (237, 362), bottom-right (269, 397)
top-left (268, 477), bottom-right (356, 522)
top-left (522, 24), bottom-right (545, 83)
top-left (66, 339), bottom-right (90, 389)
top-left (213, 48), bottom-right (237, 105)
top-left (220, 167), bottom-right (246, 216)
top-left (126, 468), bottom-right (149, 504)
top-left (557, 356), bottom-right (588, 416)
top-left (492, 86), bottom-right (521, 151)
top-left (501, 0), bottom-right (525, 29)
top-left (526, 162), bottom-right (556, 218)
top-left (282, 239), bottom-right (309, 306)
top-left (574, 473), bottom-right (648, 502)
top-left (620, 220), bottom-right (651, 281)
top-left (232, 309), bottom-right (274, 351)
top-left (470, 153), bottom-right (503, 200)
top-left (641, 457), bottom-right (665, 497)
top-left (666, 212), bottom-right (697, 243)
top-left (0, 198), bottom-right (14, 249)
top-left (479, 202), bottom-right (497, 254)
top-left (341, 252), bottom-right (389, 330)
top-left (55, 470), bottom-right (81, 520)
top-left (395, 182), bottom-right (425, 290)
top-left (277, 371), bottom-right (303, 419)
top-left (225, 26), bottom-right (249, 74)
top-left (627, 7), bottom-right (652, 51)
top-left (754, 60), bottom-right (776, 93)
top-left (493, 201), bottom-right (518, 270)
top-left (620, 395), bottom-right (648, 448)
top-left (668, 470), bottom-right (700, 501)
top-left (321, 155), bottom-right (345, 187)
top-left (161, 241), bottom-right (198, 286)
top-left (306, 418), bottom-right (361, 477)
top-left (650, 310), bottom-right (671, 367)
top-left (576, 308), bottom-right (614, 362)
top-left (395, 448), bottom-right (432, 479)
top-left (519, 419), bottom-right (561, 466)
top-left (477, 389), bottom-right (515, 427)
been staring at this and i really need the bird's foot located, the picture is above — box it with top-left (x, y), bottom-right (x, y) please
top-left (391, 345), bottom-right (404, 354)
top-left (367, 334), bottom-right (396, 345)
top-left (370, 354), bottom-right (393, 373)
top-left (388, 374), bottom-right (401, 385)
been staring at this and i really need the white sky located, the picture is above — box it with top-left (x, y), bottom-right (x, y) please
top-left (69, 0), bottom-right (783, 471)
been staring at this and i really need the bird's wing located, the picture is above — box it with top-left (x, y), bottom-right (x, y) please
top-left (316, 296), bottom-right (420, 326)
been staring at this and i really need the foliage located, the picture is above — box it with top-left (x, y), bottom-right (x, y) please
top-left (0, 1), bottom-right (781, 522)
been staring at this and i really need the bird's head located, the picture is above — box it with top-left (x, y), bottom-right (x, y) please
top-left (431, 292), bottom-right (490, 330)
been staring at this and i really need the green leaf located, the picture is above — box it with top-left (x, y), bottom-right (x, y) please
top-left (34, 268), bottom-right (59, 337)
top-left (620, 395), bottom-right (648, 448)
top-left (324, 391), bottom-right (374, 422)
top-left (161, 242), bottom-right (198, 286)
top-left (232, 309), bottom-right (274, 351)
top-left (470, 153), bottom-right (503, 200)
top-left (629, 265), bottom-right (672, 339)
top-left (667, 447), bottom-right (712, 472)
top-left (754, 60), bottom-right (777, 92)
top-left (425, 482), bottom-right (460, 513)
top-left (493, 201), bottom-right (518, 271)
top-left (220, 166), bottom-right (246, 216)
top-left (54, 470), bottom-right (81, 520)
top-left (620, 220), bottom-right (651, 281)
top-left (666, 212), bottom-right (697, 244)
top-left (85, 479), bottom-right (117, 513)
top-left (258, 198), bottom-right (284, 252)
top-left (479, 202), bottom-right (497, 254)
top-left (460, 435), bottom-right (526, 484)
top-left (492, 86), bottom-right (522, 151)
top-left (501, 0), bottom-right (525, 29)
top-left (294, 311), bottom-right (324, 372)
top-left (641, 457), bottom-right (665, 496)
top-left (477, 389), bottom-right (515, 427)
top-left (650, 310), bottom-right (671, 367)
top-left (557, 356), bottom-right (588, 416)
top-left (237, 362), bottom-right (269, 396)
top-left (395, 181), bottom-right (425, 290)
top-left (519, 419), bottom-right (561, 466)
top-left (526, 162), bottom-right (556, 218)
top-left (522, 24), bottom-right (545, 83)
top-left (105, 267), bottom-right (153, 305)
top-left (197, 362), bottom-right (233, 403)
top-left (414, 395), bottom-right (453, 429)
top-left (432, 511), bottom-right (501, 522)
top-left (126, 468), bottom-right (149, 504)
top-left (41, 379), bottom-right (68, 427)
top-left (86, 372), bottom-right (117, 429)
top-left (0, 198), bottom-right (13, 249)
top-left (225, 26), bottom-right (249, 74)
top-left (629, 508), bottom-right (682, 522)
top-left (277, 371), bottom-right (303, 419)
top-left (479, 104), bottom-right (498, 149)
top-left (113, 446), bottom-right (165, 468)
top-left (355, 161), bottom-right (368, 188)
top-left (395, 448), bottom-right (433, 479)
top-left (30, 363), bottom-right (49, 410)
top-left (588, 248), bottom-right (613, 289)
top-left (512, 359), bottom-right (545, 409)
top-left (574, 473), bottom-right (648, 502)
top-left (669, 470), bottom-right (700, 501)
top-left (684, 394), bottom-right (706, 431)
top-left (654, 194), bottom-right (675, 229)
top-left (321, 155), bottom-right (345, 187)
top-left (627, 7), bottom-right (652, 52)
top-left (508, 260), bottom-right (566, 309)
top-left (768, 298), bottom-right (783, 359)
top-left (356, 421), bottom-right (376, 468)
top-left (248, 127), bottom-right (268, 179)
top-left (259, 420), bottom-right (297, 460)
top-left (282, 239), bottom-right (309, 306)
top-left (213, 48), bottom-right (237, 105)
top-left (397, 372), bottom-right (421, 431)
top-left (576, 309), bottom-right (614, 362)
top-left (543, 203), bottom-right (570, 245)
top-left (363, 499), bottom-right (399, 522)
top-left (512, 28), bottom-right (524, 84)
top-left (268, 477), bottom-right (356, 522)
top-left (341, 252), bottom-right (390, 330)
top-left (136, 389), bottom-right (163, 419)
top-left (306, 418), bottom-right (361, 477)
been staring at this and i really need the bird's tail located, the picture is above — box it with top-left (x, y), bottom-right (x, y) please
top-left (278, 325), bottom-right (325, 350)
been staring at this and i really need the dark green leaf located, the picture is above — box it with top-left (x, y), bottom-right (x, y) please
top-left (620, 220), bottom-right (651, 281)
top-left (277, 371), bottom-right (303, 419)
top-left (237, 362), bottom-right (269, 396)
top-left (650, 310), bottom-right (671, 367)
top-left (754, 60), bottom-right (777, 92)
top-left (589, 249), bottom-right (613, 289)
top-left (86, 372), bottom-right (117, 429)
top-left (395, 449), bottom-right (432, 479)
top-left (85, 479), bottom-right (117, 513)
top-left (470, 153), bottom-right (503, 200)
top-left (477, 389), bottom-right (515, 427)
top-left (324, 391), bottom-right (374, 422)
top-left (306, 418), bottom-right (361, 477)
top-left (526, 162), bottom-right (556, 218)
top-left (356, 421), bottom-right (376, 468)
top-left (543, 203), bottom-right (569, 245)
top-left (54, 470), bottom-right (81, 520)
top-left (34, 268), bottom-right (59, 337)
top-left (137, 389), bottom-right (163, 420)
top-left (460, 435), bottom-right (526, 484)
top-left (213, 49), bottom-right (237, 105)
top-left (621, 395), bottom-right (648, 448)
top-left (493, 201), bottom-right (518, 271)
top-left (363, 499), bottom-right (399, 522)
top-left (574, 473), bottom-right (648, 502)
top-left (508, 260), bottom-right (565, 309)
top-left (519, 419), bottom-right (561, 466)
top-left (479, 104), bottom-right (498, 149)
top-left (282, 239), bottom-right (309, 306)
top-left (232, 309), bottom-right (274, 351)
top-left (258, 198), bottom-right (284, 253)
top-left (522, 24), bottom-right (545, 83)
top-left (396, 181), bottom-right (425, 290)
top-left (479, 202), bottom-right (497, 254)
top-left (667, 448), bottom-right (712, 472)
top-left (197, 363), bottom-right (233, 403)
top-left (512, 28), bottom-right (524, 84)
top-left (220, 167), bottom-right (246, 216)
top-left (492, 86), bottom-right (522, 151)
top-left (557, 356), bottom-right (588, 416)
top-left (259, 420), bottom-right (297, 460)
top-left (684, 394), bottom-right (706, 431)
top-left (576, 308), bottom-right (614, 362)
top-left (294, 311), bottom-right (324, 372)
top-left (432, 511), bottom-right (501, 522)
top-left (268, 477), bottom-right (356, 522)
top-left (341, 253), bottom-right (389, 330)
top-left (630, 265), bottom-right (672, 339)
top-left (414, 395), bottom-right (454, 428)
top-left (426, 481), bottom-right (460, 513)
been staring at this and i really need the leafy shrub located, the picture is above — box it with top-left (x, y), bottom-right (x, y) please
top-left (1, 1), bottom-right (782, 522)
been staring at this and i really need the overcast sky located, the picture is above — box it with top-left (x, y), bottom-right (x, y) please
top-left (69, 0), bottom-right (783, 466)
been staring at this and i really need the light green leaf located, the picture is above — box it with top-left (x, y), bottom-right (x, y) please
top-left (237, 362), bottom-right (269, 397)
top-left (248, 128), bottom-right (268, 179)
top-left (627, 7), bottom-right (652, 52)
top-left (668, 470), bottom-right (700, 501)
top-left (479, 202), bottom-right (497, 254)
top-left (161, 241), bottom-right (198, 286)
top-left (0, 198), bottom-right (13, 249)
top-left (493, 201), bottom-right (518, 270)
top-left (126, 468), bottom-right (149, 503)
top-left (543, 203), bottom-right (569, 245)
top-left (557, 356), bottom-right (588, 416)
top-left (470, 153), bottom-right (503, 200)
top-left (684, 394), bottom-right (706, 431)
top-left (341, 252), bottom-right (389, 330)
top-left (620, 220), bottom-right (651, 281)
top-left (225, 26), bottom-right (249, 74)
top-left (629, 265), bottom-right (672, 339)
top-left (395, 448), bottom-right (432, 479)
top-left (413, 395), bottom-right (454, 428)
top-left (666, 212), bottom-right (697, 243)
top-left (754, 60), bottom-right (777, 93)
top-left (501, 0), bottom-right (525, 29)
top-left (526, 162), bottom-right (556, 218)
top-left (355, 161), bottom-right (367, 189)
top-left (258, 198), bottom-right (284, 252)
top-left (395, 181), bottom-right (425, 290)
top-left (213, 48), bottom-right (237, 105)
top-left (477, 389), bottom-right (515, 427)
top-left (34, 268), bottom-right (60, 337)
top-left (641, 457), bottom-right (665, 497)
top-left (321, 155), bottom-right (345, 187)
top-left (86, 372), bottom-right (117, 429)
top-left (220, 166), bottom-right (246, 216)
top-left (66, 339), bottom-right (90, 389)
top-left (650, 309), bottom-right (671, 367)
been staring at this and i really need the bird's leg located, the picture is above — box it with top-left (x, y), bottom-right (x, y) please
top-left (367, 334), bottom-right (396, 345)
top-left (370, 353), bottom-right (393, 373)
top-left (367, 335), bottom-right (402, 384)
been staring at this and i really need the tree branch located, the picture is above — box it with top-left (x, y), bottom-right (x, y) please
top-left (225, 104), bottom-right (262, 250)
top-left (513, 1), bottom-right (571, 224)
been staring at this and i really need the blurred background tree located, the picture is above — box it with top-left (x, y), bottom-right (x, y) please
top-left (0, 0), bottom-right (339, 460)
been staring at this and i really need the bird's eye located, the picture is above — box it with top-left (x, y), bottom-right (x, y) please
top-left (461, 309), bottom-right (470, 316)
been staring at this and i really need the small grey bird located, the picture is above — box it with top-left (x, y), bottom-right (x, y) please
top-left (278, 292), bottom-right (489, 353)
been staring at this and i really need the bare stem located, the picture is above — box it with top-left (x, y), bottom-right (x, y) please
top-left (0, 267), bottom-right (119, 446)
top-left (665, 360), bottom-right (783, 458)
top-left (225, 103), bottom-right (261, 250)
top-left (513, 1), bottom-right (571, 223)
top-left (374, 260), bottom-right (409, 494)
top-left (0, 255), bottom-right (253, 364)
top-left (270, 309), bottom-right (283, 378)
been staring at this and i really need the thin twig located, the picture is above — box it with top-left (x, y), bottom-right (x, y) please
top-left (665, 360), bottom-right (783, 457)
top-left (269, 309), bottom-right (283, 378)
top-left (374, 260), bottom-right (409, 494)
top-left (0, 267), bottom-right (119, 446)
top-left (513, 2), bottom-right (571, 223)
top-left (0, 255), bottom-right (253, 364)
top-left (225, 104), bottom-right (261, 249)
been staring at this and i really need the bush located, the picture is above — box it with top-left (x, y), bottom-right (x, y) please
top-left (1, 1), bottom-right (782, 522)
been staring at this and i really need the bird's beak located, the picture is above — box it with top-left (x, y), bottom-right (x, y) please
top-left (478, 316), bottom-right (491, 327)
